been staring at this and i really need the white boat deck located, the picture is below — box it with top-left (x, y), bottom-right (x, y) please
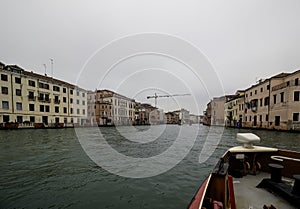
top-left (233, 172), bottom-right (297, 209)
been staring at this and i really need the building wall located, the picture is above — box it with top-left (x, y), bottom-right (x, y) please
top-left (244, 80), bottom-right (270, 128)
top-left (269, 72), bottom-right (300, 130)
top-left (224, 92), bottom-right (245, 127)
top-left (87, 89), bottom-right (136, 126)
top-left (237, 70), bottom-right (300, 131)
top-left (0, 65), bottom-right (87, 127)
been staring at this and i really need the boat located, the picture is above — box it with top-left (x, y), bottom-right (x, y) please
top-left (188, 133), bottom-right (300, 209)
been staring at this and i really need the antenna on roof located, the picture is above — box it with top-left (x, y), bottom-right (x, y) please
top-left (43, 64), bottom-right (47, 76)
top-left (50, 58), bottom-right (54, 78)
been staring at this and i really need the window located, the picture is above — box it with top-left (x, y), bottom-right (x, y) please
top-left (16, 116), bottom-right (23, 123)
top-left (15, 77), bottom-right (21, 84)
top-left (259, 115), bottom-right (262, 122)
top-left (40, 105), bottom-right (44, 112)
top-left (55, 117), bottom-right (59, 123)
top-left (266, 114), bottom-right (269, 121)
top-left (53, 86), bottom-right (60, 92)
top-left (77, 109), bottom-right (80, 114)
top-left (45, 94), bottom-right (50, 102)
top-left (77, 99), bottom-right (80, 105)
top-left (293, 113), bottom-right (299, 122)
top-left (250, 92), bottom-right (252, 96)
top-left (255, 90), bottom-right (257, 95)
top-left (39, 82), bottom-right (49, 90)
top-left (273, 94), bottom-right (277, 104)
top-left (294, 91), bottom-right (300, 101)
top-left (63, 107), bottom-right (67, 113)
top-left (275, 116), bottom-right (280, 126)
top-left (82, 92), bottom-right (85, 97)
top-left (28, 80), bottom-right (35, 87)
top-left (264, 97), bottom-right (269, 106)
top-left (82, 100), bottom-right (85, 105)
top-left (296, 78), bottom-right (299, 86)
top-left (16, 102), bottom-right (22, 110)
top-left (28, 91), bottom-right (35, 100)
top-left (260, 87), bottom-right (263, 92)
top-left (45, 105), bottom-right (50, 112)
top-left (30, 116), bottom-right (35, 123)
top-left (83, 109), bottom-right (85, 115)
top-left (287, 81), bottom-right (290, 86)
top-left (1, 74), bottom-right (8, 81)
top-left (54, 95), bottom-right (59, 104)
top-left (70, 98), bottom-right (73, 103)
top-left (267, 85), bottom-right (270, 90)
top-left (63, 97), bottom-right (66, 103)
top-left (3, 115), bottom-right (9, 122)
top-left (70, 89), bottom-right (73, 95)
top-left (2, 86), bottom-right (8, 94)
top-left (280, 92), bottom-right (284, 103)
top-left (16, 89), bottom-right (22, 96)
top-left (29, 104), bottom-right (35, 111)
top-left (2, 101), bottom-right (9, 109)
top-left (55, 106), bottom-right (59, 113)
top-left (70, 108), bottom-right (73, 114)
top-left (77, 91), bottom-right (79, 96)
top-left (63, 88), bottom-right (66, 93)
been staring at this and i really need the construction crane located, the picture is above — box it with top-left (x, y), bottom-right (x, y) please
top-left (146, 93), bottom-right (191, 107)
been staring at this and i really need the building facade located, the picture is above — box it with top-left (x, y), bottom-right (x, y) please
top-left (224, 91), bottom-right (245, 127)
top-left (0, 64), bottom-right (87, 128)
top-left (87, 89), bottom-right (135, 126)
top-left (210, 95), bottom-right (234, 126)
top-left (134, 103), bottom-right (156, 125)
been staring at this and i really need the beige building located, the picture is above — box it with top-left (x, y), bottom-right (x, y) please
top-left (0, 63), bottom-right (87, 128)
top-left (269, 71), bottom-right (300, 130)
top-left (87, 89), bottom-right (135, 126)
top-left (209, 95), bottom-right (234, 126)
top-left (239, 70), bottom-right (300, 131)
top-left (224, 90), bottom-right (245, 127)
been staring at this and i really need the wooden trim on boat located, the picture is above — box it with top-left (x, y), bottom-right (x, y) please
top-left (188, 174), bottom-right (212, 209)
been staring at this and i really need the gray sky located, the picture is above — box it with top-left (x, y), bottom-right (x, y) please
top-left (1, 0), bottom-right (300, 114)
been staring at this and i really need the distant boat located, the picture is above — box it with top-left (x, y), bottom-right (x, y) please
top-left (188, 133), bottom-right (300, 209)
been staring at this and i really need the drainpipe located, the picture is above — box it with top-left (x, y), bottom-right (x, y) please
top-left (10, 73), bottom-right (14, 114)
top-left (267, 79), bottom-right (271, 128)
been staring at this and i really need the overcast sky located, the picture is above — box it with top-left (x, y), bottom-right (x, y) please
top-left (1, 0), bottom-right (300, 114)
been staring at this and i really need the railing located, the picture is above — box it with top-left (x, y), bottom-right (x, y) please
top-left (28, 96), bottom-right (36, 101)
top-left (38, 98), bottom-right (51, 103)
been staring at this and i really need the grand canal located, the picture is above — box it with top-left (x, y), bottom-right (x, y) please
top-left (1, 125), bottom-right (300, 209)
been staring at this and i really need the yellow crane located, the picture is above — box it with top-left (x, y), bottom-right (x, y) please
top-left (146, 93), bottom-right (191, 107)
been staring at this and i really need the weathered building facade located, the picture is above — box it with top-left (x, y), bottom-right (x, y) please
top-left (0, 63), bottom-right (87, 128)
top-left (87, 89), bottom-right (135, 126)
top-left (134, 103), bottom-right (156, 125)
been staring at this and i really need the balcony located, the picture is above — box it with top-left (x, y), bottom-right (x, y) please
top-left (28, 96), bottom-right (36, 101)
top-left (38, 97), bottom-right (51, 103)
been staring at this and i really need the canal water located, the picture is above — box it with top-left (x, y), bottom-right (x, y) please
top-left (1, 125), bottom-right (300, 209)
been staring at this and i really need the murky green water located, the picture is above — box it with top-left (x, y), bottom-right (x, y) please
top-left (0, 125), bottom-right (299, 209)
